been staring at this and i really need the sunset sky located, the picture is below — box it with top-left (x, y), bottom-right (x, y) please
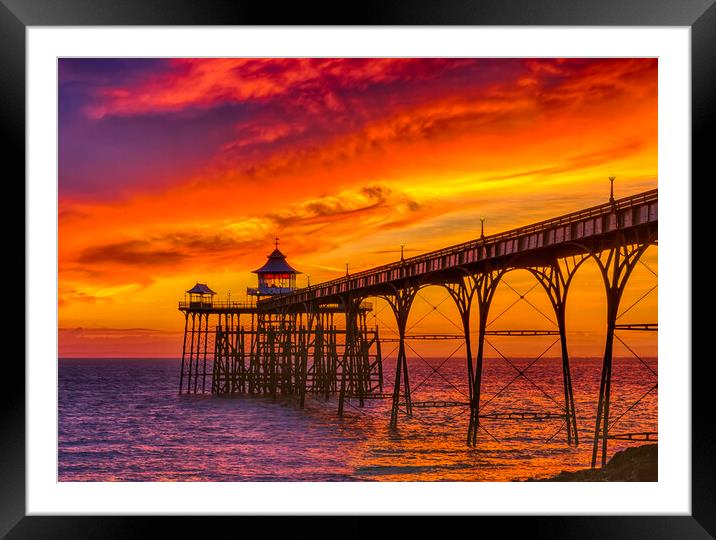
top-left (58, 58), bottom-right (658, 358)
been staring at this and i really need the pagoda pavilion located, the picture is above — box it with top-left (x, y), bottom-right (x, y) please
top-left (247, 239), bottom-right (302, 298)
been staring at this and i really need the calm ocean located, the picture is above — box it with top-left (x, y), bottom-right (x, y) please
top-left (58, 357), bottom-right (657, 481)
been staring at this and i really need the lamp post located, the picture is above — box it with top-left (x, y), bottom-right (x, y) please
top-left (609, 173), bottom-right (616, 205)
top-left (400, 243), bottom-right (405, 261)
top-left (480, 216), bottom-right (486, 240)
top-left (307, 274), bottom-right (311, 288)
top-left (345, 261), bottom-right (349, 277)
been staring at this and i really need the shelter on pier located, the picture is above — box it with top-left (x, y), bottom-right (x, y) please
top-left (185, 282), bottom-right (216, 309)
top-left (247, 238), bottom-right (301, 297)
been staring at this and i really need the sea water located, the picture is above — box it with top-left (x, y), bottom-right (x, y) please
top-left (58, 357), bottom-right (657, 481)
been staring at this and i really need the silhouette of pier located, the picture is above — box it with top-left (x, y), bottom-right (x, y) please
top-left (178, 188), bottom-right (657, 468)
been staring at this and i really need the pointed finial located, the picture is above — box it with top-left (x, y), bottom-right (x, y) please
top-left (275, 237), bottom-right (280, 250)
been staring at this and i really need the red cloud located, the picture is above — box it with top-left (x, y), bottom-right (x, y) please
top-left (84, 58), bottom-right (480, 119)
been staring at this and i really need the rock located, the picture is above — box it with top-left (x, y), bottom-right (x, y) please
top-left (525, 444), bottom-right (658, 482)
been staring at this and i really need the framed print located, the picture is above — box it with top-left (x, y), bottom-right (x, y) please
top-left (5, 0), bottom-right (712, 537)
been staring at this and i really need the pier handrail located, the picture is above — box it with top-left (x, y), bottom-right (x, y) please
top-left (258, 188), bottom-right (657, 308)
top-left (179, 301), bottom-right (256, 310)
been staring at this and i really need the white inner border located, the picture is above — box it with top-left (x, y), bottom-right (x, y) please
top-left (27, 27), bottom-right (691, 515)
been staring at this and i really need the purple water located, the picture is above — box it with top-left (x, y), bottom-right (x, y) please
top-left (58, 357), bottom-right (657, 481)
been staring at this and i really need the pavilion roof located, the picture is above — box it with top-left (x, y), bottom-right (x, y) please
top-left (252, 248), bottom-right (302, 274)
top-left (186, 282), bottom-right (216, 295)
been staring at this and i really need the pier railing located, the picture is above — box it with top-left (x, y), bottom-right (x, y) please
top-left (178, 299), bottom-right (374, 312)
top-left (178, 301), bottom-right (256, 310)
top-left (259, 189), bottom-right (657, 310)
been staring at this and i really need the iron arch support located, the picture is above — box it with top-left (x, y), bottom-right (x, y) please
top-left (467, 266), bottom-right (507, 446)
top-left (376, 283), bottom-right (421, 428)
top-left (589, 232), bottom-right (657, 467)
top-left (522, 254), bottom-right (591, 447)
top-left (442, 270), bottom-right (479, 403)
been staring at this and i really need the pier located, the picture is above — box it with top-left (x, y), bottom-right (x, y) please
top-left (178, 188), bottom-right (657, 468)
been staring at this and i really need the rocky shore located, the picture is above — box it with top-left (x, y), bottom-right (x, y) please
top-left (526, 444), bottom-right (658, 482)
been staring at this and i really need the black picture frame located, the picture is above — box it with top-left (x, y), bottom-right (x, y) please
top-left (4, 0), bottom-right (710, 537)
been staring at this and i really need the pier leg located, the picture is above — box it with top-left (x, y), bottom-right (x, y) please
top-left (558, 307), bottom-right (578, 445)
top-left (386, 286), bottom-right (418, 429)
top-left (231, 317), bottom-right (239, 395)
top-left (256, 315), bottom-right (264, 395)
top-left (468, 311), bottom-right (486, 446)
top-left (467, 269), bottom-right (503, 446)
top-left (179, 313), bottom-right (189, 394)
top-left (593, 284), bottom-right (619, 468)
top-left (445, 274), bottom-right (478, 414)
top-left (299, 324), bottom-right (308, 407)
top-left (312, 316), bottom-right (325, 397)
top-left (238, 326), bottom-right (245, 394)
top-left (186, 313), bottom-right (196, 394)
top-left (269, 324), bottom-right (277, 399)
top-left (590, 232), bottom-right (655, 467)
top-left (249, 313), bottom-right (257, 394)
top-left (212, 324), bottom-right (224, 394)
top-left (299, 308), bottom-right (315, 408)
top-left (193, 314), bottom-right (202, 394)
top-left (338, 298), bottom-right (360, 416)
top-left (353, 311), bottom-right (369, 407)
top-left (279, 312), bottom-right (291, 396)
top-left (330, 323), bottom-right (338, 397)
top-left (201, 313), bottom-right (210, 394)
top-left (529, 259), bottom-right (588, 446)
top-left (375, 327), bottom-right (383, 393)
top-left (390, 340), bottom-right (403, 427)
